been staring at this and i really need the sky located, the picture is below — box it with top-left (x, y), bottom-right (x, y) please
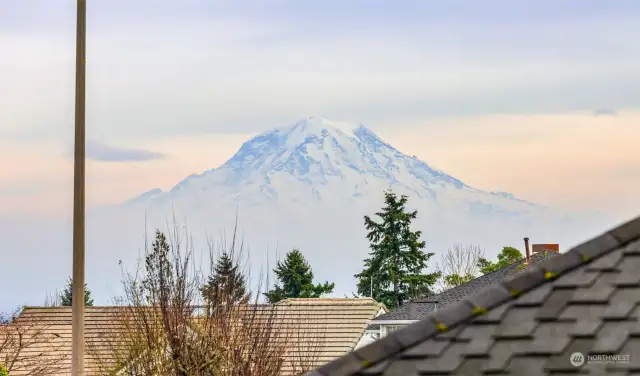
top-left (1, 1), bottom-right (640, 307)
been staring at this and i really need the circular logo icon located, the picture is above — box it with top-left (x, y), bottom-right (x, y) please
top-left (570, 352), bottom-right (585, 367)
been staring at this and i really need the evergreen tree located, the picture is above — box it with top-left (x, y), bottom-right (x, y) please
top-left (355, 189), bottom-right (439, 309)
top-left (142, 230), bottom-right (174, 305)
top-left (60, 277), bottom-right (94, 307)
top-left (264, 249), bottom-right (334, 303)
top-left (201, 252), bottom-right (247, 304)
top-left (477, 246), bottom-right (523, 274)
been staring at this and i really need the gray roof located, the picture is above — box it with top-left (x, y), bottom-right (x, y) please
top-left (374, 251), bottom-right (558, 321)
top-left (311, 215), bottom-right (640, 376)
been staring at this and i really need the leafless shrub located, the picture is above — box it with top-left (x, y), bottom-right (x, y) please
top-left (435, 244), bottom-right (484, 292)
top-left (91, 220), bottom-right (323, 376)
top-left (283, 310), bottom-right (326, 375)
top-left (43, 290), bottom-right (62, 307)
top-left (0, 307), bottom-right (68, 375)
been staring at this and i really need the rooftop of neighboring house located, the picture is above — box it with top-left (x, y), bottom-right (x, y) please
top-left (255, 297), bottom-right (389, 375)
top-left (1, 298), bottom-right (386, 376)
top-left (374, 250), bottom-right (560, 322)
top-left (312, 214), bottom-right (640, 376)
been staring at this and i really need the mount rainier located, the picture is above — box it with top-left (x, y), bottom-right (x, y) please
top-left (101, 116), bottom-right (610, 298)
top-left (128, 116), bottom-right (547, 215)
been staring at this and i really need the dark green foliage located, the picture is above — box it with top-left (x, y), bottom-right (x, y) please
top-left (477, 246), bottom-right (524, 274)
top-left (142, 230), bottom-right (174, 304)
top-left (60, 277), bottom-right (94, 307)
top-left (355, 189), bottom-right (440, 309)
top-left (264, 249), bottom-right (334, 303)
top-left (0, 363), bottom-right (7, 376)
top-left (201, 252), bottom-right (247, 304)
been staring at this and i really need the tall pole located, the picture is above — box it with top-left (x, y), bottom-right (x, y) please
top-left (71, 0), bottom-right (86, 375)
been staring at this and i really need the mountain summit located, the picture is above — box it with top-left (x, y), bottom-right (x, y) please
top-left (221, 116), bottom-right (466, 193)
top-left (130, 116), bottom-right (537, 216)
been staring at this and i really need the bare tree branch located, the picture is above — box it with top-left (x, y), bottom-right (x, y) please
top-left (91, 219), bottom-right (325, 376)
top-left (434, 244), bottom-right (485, 292)
top-left (0, 308), bottom-right (68, 375)
top-left (43, 290), bottom-right (62, 307)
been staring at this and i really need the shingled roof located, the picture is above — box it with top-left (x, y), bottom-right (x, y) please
top-left (271, 298), bottom-right (387, 375)
top-left (0, 306), bottom-right (127, 375)
top-left (1, 298), bottom-right (386, 376)
top-left (374, 251), bottom-right (559, 321)
top-left (312, 215), bottom-right (640, 376)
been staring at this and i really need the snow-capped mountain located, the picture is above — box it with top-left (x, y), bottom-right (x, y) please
top-left (129, 116), bottom-right (542, 216)
top-left (112, 116), bottom-right (610, 298)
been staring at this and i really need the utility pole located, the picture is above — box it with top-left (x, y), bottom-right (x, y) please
top-left (71, 0), bottom-right (86, 375)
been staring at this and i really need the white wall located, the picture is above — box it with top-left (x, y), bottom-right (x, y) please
top-left (354, 329), bottom-right (380, 350)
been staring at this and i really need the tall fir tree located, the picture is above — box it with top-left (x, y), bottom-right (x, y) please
top-left (142, 230), bottom-right (174, 305)
top-left (264, 249), bottom-right (334, 303)
top-left (60, 277), bottom-right (94, 307)
top-left (355, 189), bottom-right (439, 309)
top-left (201, 252), bottom-right (247, 304)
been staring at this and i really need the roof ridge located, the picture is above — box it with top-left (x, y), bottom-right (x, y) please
top-left (372, 253), bottom-right (555, 321)
top-left (276, 297), bottom-right (378, 305)
top-left (21, 305), bottom-right (124, 309)
top-left (414, 258), bottom-right (524, 303)
top-left (413, 250), bottom-right (553, 304)
top-left (314, 214), bottom-right (640, 376)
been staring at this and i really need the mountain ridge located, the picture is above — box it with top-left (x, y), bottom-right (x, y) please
top-left (125, 116), bottom-right (537, 215)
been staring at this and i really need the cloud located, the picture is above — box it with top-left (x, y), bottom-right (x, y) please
top-left (593, 109), bottom-right (618, 117)
top-left (86, 140), bottom-right (166, 162)
top-left (2, 1), bottom-right (640, 143)
top-left (0, 184), bottom-right (54, 197)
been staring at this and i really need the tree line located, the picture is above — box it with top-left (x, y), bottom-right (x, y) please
top-left (51, 189), bottom-right (525, 311)
top-left (2, 189), bottom-right (528, 375)
top-left (5, 227), bottom-right (328, 375)
top-left (50, 245), bottom-right (336, 308)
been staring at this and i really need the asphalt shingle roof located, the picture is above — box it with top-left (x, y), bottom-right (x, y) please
top-left (374, 251), bottom-right (558, 321)
top-left (312, 215), bottom-right (640, 376)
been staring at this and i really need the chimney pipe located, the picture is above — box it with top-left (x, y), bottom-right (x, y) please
top-left (524, 237), bottom-right (531, 264)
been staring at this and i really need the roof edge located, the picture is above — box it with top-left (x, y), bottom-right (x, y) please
top-left (372, 253), bottom-right (553, 322)
top-left (373, 320), bottom-right (419, 325)
top-left (316, 214), bottom-right (640, 376)
top-left (21, 305), bottom-right (124, 309)
top-left (275, 297), bottom-right (383, 306)
top-left (412, 250), bottom-right (553, 304)
top-left (21, 298), bottom-right (387, 311)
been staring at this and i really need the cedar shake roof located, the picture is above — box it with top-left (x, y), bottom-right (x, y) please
top-left (312, 215), bottom-right (640, 376)
top-left (1, 298), bottom-right (385, 376)
top-left (269, 298), bottom-right (387, 375)
top-left (1, 306), bottom-right (130, 375)
top-left (374, 251), bottom-right (559, 321)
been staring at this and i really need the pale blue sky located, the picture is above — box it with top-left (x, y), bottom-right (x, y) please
top-left (2, 0), bottom-right (640, 143)
top-left (1, 0), bottom-right (640, 311)
top-left (2, 0), bottom-right (640, 214)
